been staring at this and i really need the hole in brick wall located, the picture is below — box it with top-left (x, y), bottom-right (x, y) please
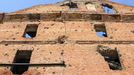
top-left (61, 1), bottom-right (78, 9)
top-left (94, 24), bottom-right (107, 37)
top-left (11, 50), bottom-right (32, 74)
top-left (23, 24), bottom-right (38, 38)
top-left (97, 45), bottom-right (122, 70)
top-left (102, 4), bottom-right (116, 14)
top-left (69, 2), bottom-right (78, 9)
top-left (57, 35), bottom-right (67, 44)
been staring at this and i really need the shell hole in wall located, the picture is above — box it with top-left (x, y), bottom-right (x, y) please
top-left (102, 4), bottom-right (116, 14)
top-left (61, 1), bottom-right (78, 10)
top-left (97, 45), bottom-right (122, 70)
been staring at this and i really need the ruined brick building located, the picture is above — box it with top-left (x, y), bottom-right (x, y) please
top-left (0, 0), bottom-right (134, 75)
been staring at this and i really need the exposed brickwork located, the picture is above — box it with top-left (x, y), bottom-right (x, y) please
top-left (0, 0), bottom-right (134, 75)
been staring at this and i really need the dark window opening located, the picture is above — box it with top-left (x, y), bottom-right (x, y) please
top-left (61, 1), bottom-right (78, 9)
top-left (11, 50), bottom-right (32, 74)
top-left (23, 24), bottom-right (38, 38)
top-left (97, 45), bottom-right (122, 70)
top-left (102, 4), bottom-right (116, 14)
top-left (94, 24), bottom-right (107, 37)
top-left (68, 2), bottom-right (78, 9)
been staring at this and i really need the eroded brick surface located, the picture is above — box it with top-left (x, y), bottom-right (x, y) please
top-left (0, 0), bottom-right (134, 75)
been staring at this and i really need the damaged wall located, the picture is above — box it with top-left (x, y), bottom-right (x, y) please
top-left (0, 0), bottom-right (134, 75)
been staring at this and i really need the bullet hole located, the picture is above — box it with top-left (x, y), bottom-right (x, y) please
top-left (109, 36), bottom-right (113, 39)
top-left (5, 44), bottom-right (8, 46)
top-left (68, 64), bottom-right (72, 67)
top-left (61, 50), bottom-right (64, 55)
top-left (50, 52), bottom-right (52, 54)
top-left (131, 30), bottom-right (134, 33)
top-left (12, 38), bottom-right (16, 40)
top-left (75, 29), bottom-right (77, 31)
top-left (52, 72), bottom-right (56, 74)
top-left (16, 32), bottom-right (19, 34)
top-left (4, 53), bottom-right (9, 56)
top-left (51, 24), bottom-right (54, 26)
top-left (44, 27), bottom-right (49, 29)
top-left (13, 26), bottom-right (16, 28)
top-left (57, 35), bottom-right (68, 44)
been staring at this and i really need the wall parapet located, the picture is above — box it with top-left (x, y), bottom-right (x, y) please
top-left (0, 12), bottom-right (134, 23)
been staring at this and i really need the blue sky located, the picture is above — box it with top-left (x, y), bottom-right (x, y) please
top-left (111, 0), bottom-right (134, 6)
top-left (0, 0), bottom-right (133, 12)
top-left (0, 0), bottom-right (63, 12)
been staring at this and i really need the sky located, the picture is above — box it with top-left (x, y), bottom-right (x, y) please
top-left (0, 0), bottom-right (133, 12)
top-left (0, 0), bottom-right (63, 12)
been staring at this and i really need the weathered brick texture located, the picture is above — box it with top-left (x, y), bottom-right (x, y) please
top-left (0, 0), bottom-right (134, 75)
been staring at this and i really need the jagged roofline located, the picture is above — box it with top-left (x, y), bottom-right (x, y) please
top-left (56, 0), bottom-right (134, 7)
top-left (57, 0), bottom-right (109, 3)
top-left (11, 0), bottom-right (134, 14)
top-left (64, 0), bottom-right (98, 1)
top-left (56, 0), bottom-right (112, 5)
top-left (56, 0), bottom-right (99, 3)
top-left (56, 0), bottom-right (109, 5)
